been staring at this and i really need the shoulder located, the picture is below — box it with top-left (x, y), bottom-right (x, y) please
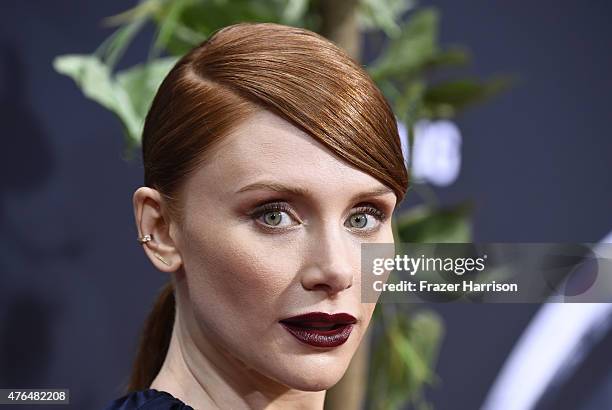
top-left (103, 388), bottom-right (194, 410)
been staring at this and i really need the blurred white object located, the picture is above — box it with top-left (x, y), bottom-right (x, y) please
top-left (481, 304), bottom-right (612, 410)
top-left (397, 120), bottom-right (410, 165)
top-left (397, 119), bottom-right (462, 186)
top-left (480, 230), bottom-right (612, 410)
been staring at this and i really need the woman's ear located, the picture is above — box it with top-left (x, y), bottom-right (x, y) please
top-left (133, 187), bottom-right (183, 272)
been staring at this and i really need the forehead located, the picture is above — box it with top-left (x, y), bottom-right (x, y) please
top-left (190, 110), bottom-right (390, 198)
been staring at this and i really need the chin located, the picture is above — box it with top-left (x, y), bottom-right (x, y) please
top-left (278, 364), bottom-right (348, 392)
top-left (285, 376), bottom-right (341, 392)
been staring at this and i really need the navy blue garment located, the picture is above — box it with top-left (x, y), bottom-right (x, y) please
top-left (103, 388), bottom-right (195, 410)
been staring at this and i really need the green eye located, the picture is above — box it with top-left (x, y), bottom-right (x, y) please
top-left (251, 202), bottom-right (299, 231)
top-left (263, 210), bottom-right (283, 226)
top-left (252, 202), bottom-right (386, 233)
top-left (348, 213), bottom-right (368, 229)
top-left (345, 205), bottom-right (387, 232)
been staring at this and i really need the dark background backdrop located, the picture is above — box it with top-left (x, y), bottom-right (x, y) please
top-left (0, 1), bottom-right (610, 409)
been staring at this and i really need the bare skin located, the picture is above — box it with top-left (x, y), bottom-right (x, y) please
top-left (133, 109), bottom-right (397, 410)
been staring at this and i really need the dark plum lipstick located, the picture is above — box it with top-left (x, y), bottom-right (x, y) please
top-left (279, 312), bottom-right (357, 348)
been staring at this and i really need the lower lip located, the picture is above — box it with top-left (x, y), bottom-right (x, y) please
top-left (280, 323), bottom-right (354, 347)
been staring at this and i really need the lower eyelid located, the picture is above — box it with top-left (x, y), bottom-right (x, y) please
top-left (255, 220), bottom-right (300, 234)
top-left (348, 223), bottom-right (383, 238)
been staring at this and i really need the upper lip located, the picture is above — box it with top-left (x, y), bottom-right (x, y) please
top-left (279, 312), bottom-right (357, 325)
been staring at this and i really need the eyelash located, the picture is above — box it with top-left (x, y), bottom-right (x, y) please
top-left (249, 201), bottom-right (388, 234)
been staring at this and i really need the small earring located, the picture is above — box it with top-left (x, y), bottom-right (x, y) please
top-left (154, 252), bottom-right (171, 266)
top-left (137, 234), bottom-right (153, 244)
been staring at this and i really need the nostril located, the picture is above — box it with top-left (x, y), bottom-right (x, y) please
top-left (307, 280), bottom-right (352, 295)
top-left (310, 283), bottom-right (331, 292)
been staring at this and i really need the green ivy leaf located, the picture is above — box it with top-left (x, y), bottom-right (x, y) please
top-left (396, 202), bottom-right (473, 243)
top-left (53, 55), bottom-right (117, 112)
top-left (423, 76), bottom-right (513, 117)
top-left (357, 0), bottom-right (415, 37)
top-left (53, 54), bottom-right (178, 146)
top-left (395, 80), bottom-right (426, 124)
top-left (150, 0), bottom-right (189, 58)
top-left (280, 0), bottom-right (310, 25)
top-left (53, 55), bottom-right (141, 142)
top-left (425, 46), bottom-right (471, 69)
top-left (116, 57), bottom-right (179, 123)
top-left (409, 310), bottom-right (444, 372)
top-left (368, 308), bottom-right (444, 410)
top-left (368, 8), bottom-right (439, 82)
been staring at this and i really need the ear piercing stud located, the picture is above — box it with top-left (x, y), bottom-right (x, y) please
top-left (138, 234), bottom-right (170, 266)
top-left (137, 234), bottom-right (153, 244)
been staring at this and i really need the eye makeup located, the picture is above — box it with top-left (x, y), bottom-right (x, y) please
top-left (247, 199), bottom-right (390, 236)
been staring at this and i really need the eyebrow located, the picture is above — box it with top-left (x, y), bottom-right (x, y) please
top-left (235, 180), bottom-right (395, 202)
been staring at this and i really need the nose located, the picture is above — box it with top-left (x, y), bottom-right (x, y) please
top-left (300, 223), bottom-right (355, 295)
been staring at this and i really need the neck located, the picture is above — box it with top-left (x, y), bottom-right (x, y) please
top-left (149, 288), bottom-right (326, 410)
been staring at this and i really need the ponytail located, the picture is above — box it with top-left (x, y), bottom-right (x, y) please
top-left (126, 281), bottom-right (175, 392)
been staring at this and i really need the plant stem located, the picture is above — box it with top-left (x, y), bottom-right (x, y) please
top-left (317, 0), bottom-right (361, 61)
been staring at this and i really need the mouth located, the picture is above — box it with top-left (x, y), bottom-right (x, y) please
top-left (279, 312), bottom-right (357, 348)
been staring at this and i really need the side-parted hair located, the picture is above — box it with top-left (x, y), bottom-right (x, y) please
top-left (128, 22), bottom-right (408, 392)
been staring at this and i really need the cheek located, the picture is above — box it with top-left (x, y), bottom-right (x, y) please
top-left (180, 221), bottom-right (300, 319)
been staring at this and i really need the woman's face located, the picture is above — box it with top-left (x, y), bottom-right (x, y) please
top-left (172, 109), bottom-right (397, 391)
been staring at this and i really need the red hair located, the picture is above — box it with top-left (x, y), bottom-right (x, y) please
top-left (128, 22), bottom-right (408, 392)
